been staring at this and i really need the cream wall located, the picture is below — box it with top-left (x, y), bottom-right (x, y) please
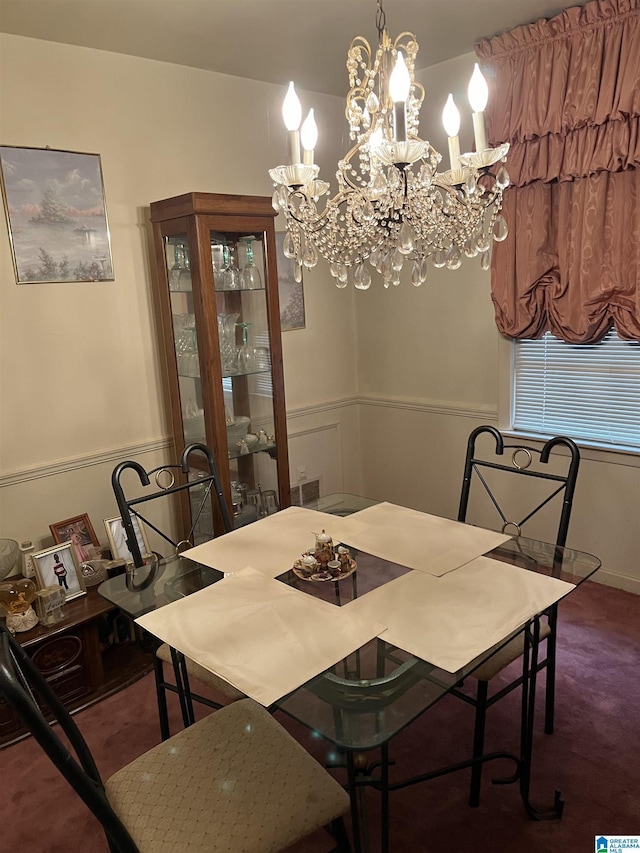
top-left (0, 34), bottom-right (361, 555)
top-left (356, 53), bottom-right (640, 594)
top-left (1, 36), bottom-right (637, 593)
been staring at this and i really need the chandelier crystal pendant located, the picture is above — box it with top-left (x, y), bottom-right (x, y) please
top-left (269, 0), bottom-right (509, 290)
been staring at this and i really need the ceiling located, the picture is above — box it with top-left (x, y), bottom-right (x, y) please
top-left (0, 0), bottom-right (588, 96)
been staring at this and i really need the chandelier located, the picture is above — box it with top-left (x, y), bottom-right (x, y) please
top-left (269, 0), bottom-right (509, 289)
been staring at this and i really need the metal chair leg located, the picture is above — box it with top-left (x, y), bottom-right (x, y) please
top-left (178, 660), bottom-right (197, 726)
top-left (169, 647), bottom-right (194, 728)
top-left (469, 680), bottom-right (489, 807)
top-left (329, 817), bottom-right (352, 852)
top-left (153, 654), bottom-right (171, 741)
top-left (346, 752), bottom-right (362, 853)
top-left (544, 605), bottom-right (558, 734)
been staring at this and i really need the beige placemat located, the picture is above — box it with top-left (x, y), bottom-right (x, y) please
top-left (345, 502), bottom-right (511, 576)
top-left (182, 506), bottom-right (367, 578)
top-left (136, 567), bottom-right (385, 706)
top-left (345, 556), bottom-right (575, 673)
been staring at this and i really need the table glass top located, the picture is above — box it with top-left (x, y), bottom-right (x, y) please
top-left (97, 497), bottom-right (600, 750)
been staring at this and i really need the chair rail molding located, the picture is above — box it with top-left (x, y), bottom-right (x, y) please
top-left (0, 435), bottom-right (173, 488)
top-left (356, 394), bottom-right (497, 421)
top-left (286, 393), bottom-right (496, 422)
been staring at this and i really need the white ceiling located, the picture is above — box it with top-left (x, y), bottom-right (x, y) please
top-left (0, 0), bottom-right (588, 96)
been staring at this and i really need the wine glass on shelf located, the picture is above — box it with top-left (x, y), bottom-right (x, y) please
top-left (211, 239), bottom-right (227, 289)
top-left (223, 244), bottom-right (242, 290)
top-left (236, 323), bottom-right (256, 373)
top-left (241, 237), bottom-right (262, 290)
top-left (178, 245), bottom-right (192, 289)
top-left (168, 243), bottom-right (186, 291)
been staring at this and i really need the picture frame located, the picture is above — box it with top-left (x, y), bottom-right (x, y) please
top-left (49, 513), bottom-right (100, 565)
top-left (276, 232), bottom-right (305, 331)
top-left (0, 145), bottom-right (114, 284)
top-left (104, 515), bottom-right (151, 563)
top-left (32, 542), bottom-right (86, 602)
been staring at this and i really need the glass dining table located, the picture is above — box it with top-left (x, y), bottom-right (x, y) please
top-left (97, 495), bottom-right (601, 853)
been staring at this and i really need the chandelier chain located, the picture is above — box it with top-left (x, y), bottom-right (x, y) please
top-left (375, 0), bottom-right (386, 41)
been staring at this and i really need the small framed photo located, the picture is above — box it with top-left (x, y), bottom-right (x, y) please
top-left (50, 514), bottom-right (100, 565)
top-left (276, 232), bottom-right (305, 331)
top-left (32, 542), bottom-right (86, 601)
top-left (104, 515), bottom-right (151, 563)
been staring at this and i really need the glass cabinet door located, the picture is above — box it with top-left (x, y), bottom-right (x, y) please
top-left (211, 229), bottom-right (281, 526)
top-left (158, 216), bottom-right (287, 533)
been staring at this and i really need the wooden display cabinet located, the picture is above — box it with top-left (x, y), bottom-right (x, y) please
top-left (149, 193), bottom-right (291, 538)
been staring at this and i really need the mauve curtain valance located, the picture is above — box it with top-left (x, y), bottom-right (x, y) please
top-left (476, 0), bottom-right (640, 343)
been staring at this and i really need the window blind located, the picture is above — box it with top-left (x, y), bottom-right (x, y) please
top-left (513, 329), bottom-right (640, 450)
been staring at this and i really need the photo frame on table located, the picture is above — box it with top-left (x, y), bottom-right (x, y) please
top-left (0, 145), bottom-right (114, 284)
top-left (104, 515), bottom-right (151, 563)
top-left (49, 513), bottom-right (100, 565)
top-left (276, 232), bottom-right (305, 331)
top-left (32, 542), bottom-right (86, 601)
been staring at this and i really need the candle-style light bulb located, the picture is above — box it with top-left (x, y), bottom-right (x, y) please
top-left (442, 94), bottom-right (461, 170)
top-left (389, 52), bottom-right (411, 143)
top-left (389, 52), bottom-right (411, 102)
top-left (282, 81), bottom-right (302, 164)
top-left (468, 63), bottom-right (489, 112)
top-left (300, 108), bottom-right (318, 165)
top-left (282, 81), bottom-right (302, 130)
top-left (468, 63), bottom-right (489, 152)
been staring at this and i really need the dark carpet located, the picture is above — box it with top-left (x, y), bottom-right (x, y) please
top-left (1, 579), bottom-right (639, 852)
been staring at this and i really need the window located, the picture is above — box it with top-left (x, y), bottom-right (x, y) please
top-left (513, 329), bottom-right (640, 451)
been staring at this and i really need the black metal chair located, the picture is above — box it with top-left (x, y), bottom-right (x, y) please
top-left (111, 442), bottom-right (243, 740)
top-left (0, 622), bottom-right (352, 853)
top-left (454, 425), bottom-right (580, 807)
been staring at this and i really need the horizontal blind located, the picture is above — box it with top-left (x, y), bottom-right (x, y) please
top-left (513, 329), bottom-right (640, 449)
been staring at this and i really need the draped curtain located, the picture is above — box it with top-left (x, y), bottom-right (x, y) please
top-left (476, 0), bottom-right (640, 342)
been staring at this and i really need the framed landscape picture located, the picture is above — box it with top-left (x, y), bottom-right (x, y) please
top-left (0, 145), bottom-right (114, 284)
top-left (276, 232), bottom-right (305, 331)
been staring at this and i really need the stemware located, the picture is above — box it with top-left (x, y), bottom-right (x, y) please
top-left (168, 243), bottom-right (187, 291)
top-left (178, 245), bottom-right (192, 289)
top-left (241, 237), bottom-right (262, 290)
top-left (236, 322), bottom-right (256, 373)
top-left (223, 244), bottom-right (242, 290)
top-left (211, 240), bottom-right (229, 290)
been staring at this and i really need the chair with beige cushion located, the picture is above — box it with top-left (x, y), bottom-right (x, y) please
top-left (111, 442), bottom-right (244, 739)
top-left (454, 425), bottom-right (580, 807)
top-left (0, 622), bottom-right (352, 853)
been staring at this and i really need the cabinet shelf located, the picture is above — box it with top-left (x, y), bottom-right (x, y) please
top-left (177, 366), bottom-right (272, 381)
top-left (228, 441), bottom-right (277, 460)
top-left (214, 285), bottom-right (266, 294)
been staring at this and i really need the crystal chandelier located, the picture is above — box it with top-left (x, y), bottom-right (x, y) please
top-left (269, 0), bottom-right (509, 290)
